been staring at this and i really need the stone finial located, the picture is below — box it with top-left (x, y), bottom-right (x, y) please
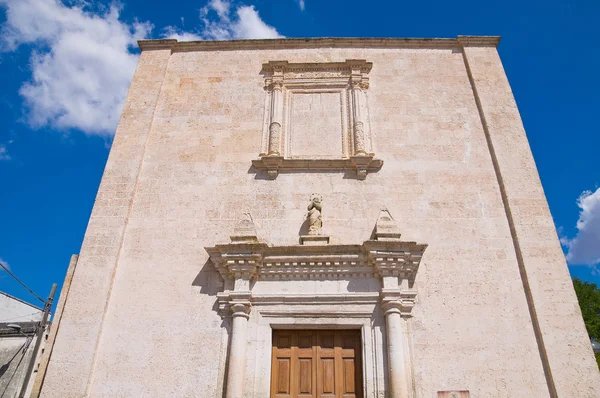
top-left (374, 208), bottom-right (401, 241)
top-left (230, 212), bottom-right (258, 243)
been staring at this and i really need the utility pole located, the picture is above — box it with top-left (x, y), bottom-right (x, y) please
top-left (19, 283), bottom-right (57, 398)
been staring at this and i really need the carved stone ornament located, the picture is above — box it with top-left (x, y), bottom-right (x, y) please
top-left (306, 194), bottom-right (323, 235)
top-left (205, 209), bottom-right (427, 316)
top-left (252, 60), bottom-right (383, 179)
top-left (205, 209), bottom-right (428, 398)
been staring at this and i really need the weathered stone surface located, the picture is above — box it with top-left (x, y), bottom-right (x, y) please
top-left (40, 37), bottom-right (600, 398)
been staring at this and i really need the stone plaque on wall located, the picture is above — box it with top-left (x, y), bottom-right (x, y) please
top-left (289, 92), bottom-right (344, 159)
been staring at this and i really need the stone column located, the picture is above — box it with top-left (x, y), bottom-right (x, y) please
top-left (351, 81), bottom-right (367, 155)
top-left (268, 80), bottom-right (283, 156)
top-left (382, 300), bottom-right (409, 398)
top-left (225, 299), bottom-right (251, 398)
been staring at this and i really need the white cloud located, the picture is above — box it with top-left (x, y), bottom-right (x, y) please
top-left (0, 0), bottom-right (152, 136)
top-left (233, 6), bottom-right (282, 39)
top-left (1, 0), bottom-right (282, 136)
top-left (162, 26), bottom-right (203, 42)
top-left (164, 0), bottom-right (283, 41)
top-left (0, 144), bottom-right (10, 161)
top-left (0, 258), bottom-right (9, 272)
top-left (297, 0), bottom-right (305, 11)
top-left (206, 0), bottom-right (231, 20)
top-left (562, 187), bottom-right (600, 266)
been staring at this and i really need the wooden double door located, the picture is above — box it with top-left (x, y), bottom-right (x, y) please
top-left (270, 330), bottom-right (363, 398)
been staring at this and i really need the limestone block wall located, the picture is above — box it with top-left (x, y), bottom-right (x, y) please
top-left (41, 37), bottom-right (600, 397)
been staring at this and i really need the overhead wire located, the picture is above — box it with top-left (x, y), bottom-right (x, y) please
top-left (0, 261), bottom-right (45, 304)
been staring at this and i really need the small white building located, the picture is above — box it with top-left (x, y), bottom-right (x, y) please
top-left (0, 292), bottom-right (43, 398)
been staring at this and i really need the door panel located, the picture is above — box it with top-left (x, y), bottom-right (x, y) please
top-left (271, 330), bottom-right (363, 398)
top-left (299, 359), bottom-right (312, 394)
top-left (271, 331), bottom-right (294, 398)
top-left (277, 359), bottom-right (291, 394)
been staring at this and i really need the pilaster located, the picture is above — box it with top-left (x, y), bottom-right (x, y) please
top-left (460, 40), bottom-right (600, 396)
top-left (40, 48), bottom-right (173, 398)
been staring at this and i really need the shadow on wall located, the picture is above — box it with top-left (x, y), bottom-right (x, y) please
top-left (247, 165), bottom-right (361, 180)
top-left (346, 278), bottom-right (382, 293)
top-left (298, 216), bottom-right (310, 237)
top-left (192, 260), bottom-right (223, 296)
top-left (191, 259), bottom-right (232, 397)
top-left (193, 257), bottom-right (385, 293)
top-left (191, 260), bottom-right (223, 316)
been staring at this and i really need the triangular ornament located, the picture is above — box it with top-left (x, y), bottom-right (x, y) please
top-left (230, 212), bottom-right (258, 243)
top-left (374, 207), bottom-right (401, 241)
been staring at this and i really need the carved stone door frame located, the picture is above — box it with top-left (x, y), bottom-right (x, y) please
top-left (249, 296), bottom-right (384, 397)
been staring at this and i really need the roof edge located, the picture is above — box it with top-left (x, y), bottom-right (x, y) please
top-left (456, 35), bottom-right (501, 47)
top-left (137, 36), bottom-right (501, 52)
top-left (0, 291), bottom-right (44, 312)
top-left (137, 39), bottom-right (178, 51)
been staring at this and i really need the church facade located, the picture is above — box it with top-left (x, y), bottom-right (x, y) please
top-left (40, 37), bottom-right (600, 397)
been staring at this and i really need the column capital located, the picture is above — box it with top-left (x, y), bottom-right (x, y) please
top-left (271, 80), bottom-right (283, 90)
top-left (216, 291), bottom-right (253, 318)
top-left (230, 301), bottom-right (252, 319)
top-left (381, 289), bottom-right (418, 318)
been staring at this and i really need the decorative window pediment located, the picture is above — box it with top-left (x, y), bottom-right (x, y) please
top-left (252, 60), bottom-right (383, 179)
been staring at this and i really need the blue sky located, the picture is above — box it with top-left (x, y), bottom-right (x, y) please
top-left (0, 0), bottom-right (599, 309)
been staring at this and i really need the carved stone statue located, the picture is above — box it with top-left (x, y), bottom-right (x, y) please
top-left (306, 194), bottom-right (323, 235)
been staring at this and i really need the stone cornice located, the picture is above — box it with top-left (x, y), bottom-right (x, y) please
top-left (456, 35), bottom-right (501, 47)
top-left (137, 39), bottom-right (177, 51)
top-left (138, 36), bottom-right (501, 52)
top-left (205, 239), bottom-right (427, 281)
top-left (262, 59), bottom-right (373, 74)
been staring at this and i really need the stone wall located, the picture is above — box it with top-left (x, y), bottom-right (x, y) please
top-left (41, 37), bottom-right (600, 397)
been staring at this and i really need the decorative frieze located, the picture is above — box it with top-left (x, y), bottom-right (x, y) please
top-left (252, 59), bottom-right (382, 179)
top-left (207, 209), bottom-right (426, 292)
top-left (207, 239), bottom-right (425, 283)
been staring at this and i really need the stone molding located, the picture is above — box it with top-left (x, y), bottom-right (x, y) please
top-left (251, 292), bottom-right (380, 306)
top-left (206, 239), bottom-right (426, 282)
top-left (217, 292), bottom-right (380, 317)
top-left (138, 36), bottom-right (501, 52)
top-left (456, 35), bottom-right (501, 47)
top-left (206, 209), bottom-right (427, 318)
top-left (253, 59), bottom-right (382, 179)
top-left (250, 158), bottom-right (383, 178)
